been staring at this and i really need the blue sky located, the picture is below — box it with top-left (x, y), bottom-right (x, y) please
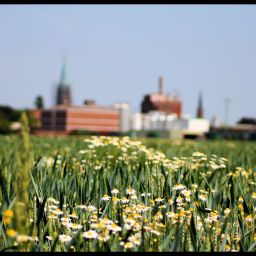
top-left (0, 4), bottom-right (256, 124)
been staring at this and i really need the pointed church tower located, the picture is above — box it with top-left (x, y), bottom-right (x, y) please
top-left (196, 91), bottom-right (203, 118)
top-left (56, 58), bottom-right (72, 106)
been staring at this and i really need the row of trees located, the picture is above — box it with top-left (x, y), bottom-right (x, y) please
top-left (0, 95), bottom-right (44, 134)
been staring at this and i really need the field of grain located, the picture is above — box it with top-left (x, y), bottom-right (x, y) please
top-left (0, 133), bottom-right (256, 252)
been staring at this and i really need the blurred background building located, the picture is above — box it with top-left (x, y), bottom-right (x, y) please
top-left (56, 59), bottom-right (72, 106)
top-left (40, 105), bottom-right (120, 134)
top-left (141, 77), bottom-right (182, 117)
top-left (31, 62), bottom-right (212, 138)
top-left (112, 103), bottom-right (131, 133)
top-left (132, 79), bottom-right (210, 139)
top-left (33, 61), bottom-right (121, 135)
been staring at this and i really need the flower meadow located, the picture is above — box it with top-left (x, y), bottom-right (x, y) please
top-left (0, 132), bottom-right (256, 252)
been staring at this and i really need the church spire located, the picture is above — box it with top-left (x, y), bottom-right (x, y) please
top-left (196, 91), bottom-right (203, 118)
top-left (60, 57), bottom-right (68, 87)
top-left (56, 57), bottom-right (72, 106)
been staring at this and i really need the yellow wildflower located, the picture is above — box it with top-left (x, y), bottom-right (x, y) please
top-left (225, 245), bottom-right (231, 251)
top-left (3, 209), bottom-right (14, 225)
top-left (6, 229), bottom-right (17, 238)
top-left (224, 208), bottom-right (231, 216)
top-left (112, 197), bottom-right (119, 204)
top-left (3, 209), bottom-right (14, 218)
top-left (149, 199), bottom-right (155, 206)
top-left (238, 204), bottom-right (243, 211)
top-left (238, 196), bottom-right (243, 202)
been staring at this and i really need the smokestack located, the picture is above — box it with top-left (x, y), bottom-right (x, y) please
top-left (159, 76), bottom-right (163, 94)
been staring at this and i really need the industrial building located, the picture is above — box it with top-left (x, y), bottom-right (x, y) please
top-left (112, 103), bottom-right (131, 133)
top-left (132, 88), bottom-right (210, 139)
top-left (132, 111), bottom-right (210, 139)
top-left (141, 77), bottom-right (182, 117)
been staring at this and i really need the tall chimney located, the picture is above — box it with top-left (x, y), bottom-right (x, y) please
top-left (159, 76), bottom-right (163, 94)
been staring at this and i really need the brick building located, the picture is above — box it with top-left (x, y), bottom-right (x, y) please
top-left (39, 105), bottom-right (120, 134)
top-left (141, 77), bottom-right (182, 117)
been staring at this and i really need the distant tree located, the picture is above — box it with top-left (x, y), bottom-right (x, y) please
top-left (237, 117), bottom-right (256, 125)
top-left (34, 95), bottom-right (44, 109)
top-left (0, 105), bottom-right (21, 134)
top-left (0, 112), bottom-right (11, 134)
top-left (0, 105), bottom-right (21, 121)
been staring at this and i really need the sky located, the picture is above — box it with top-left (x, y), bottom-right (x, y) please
top-left (0, 4), bottom-right (256, 124)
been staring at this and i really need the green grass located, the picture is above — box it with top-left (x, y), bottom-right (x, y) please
top-left (0, 135), bottom-right (256, 252)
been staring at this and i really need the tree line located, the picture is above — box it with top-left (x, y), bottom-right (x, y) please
top-left (0, 95), bottom-right (44, 134)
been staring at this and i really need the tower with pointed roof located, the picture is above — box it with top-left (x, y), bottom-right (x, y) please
top-left (56, 58), bottom-right (72, 106)
top-left (196, 91), bottom-right (203, 118)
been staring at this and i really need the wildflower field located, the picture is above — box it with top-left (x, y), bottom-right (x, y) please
top-left (1, 132), bottom-right (256, 251)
